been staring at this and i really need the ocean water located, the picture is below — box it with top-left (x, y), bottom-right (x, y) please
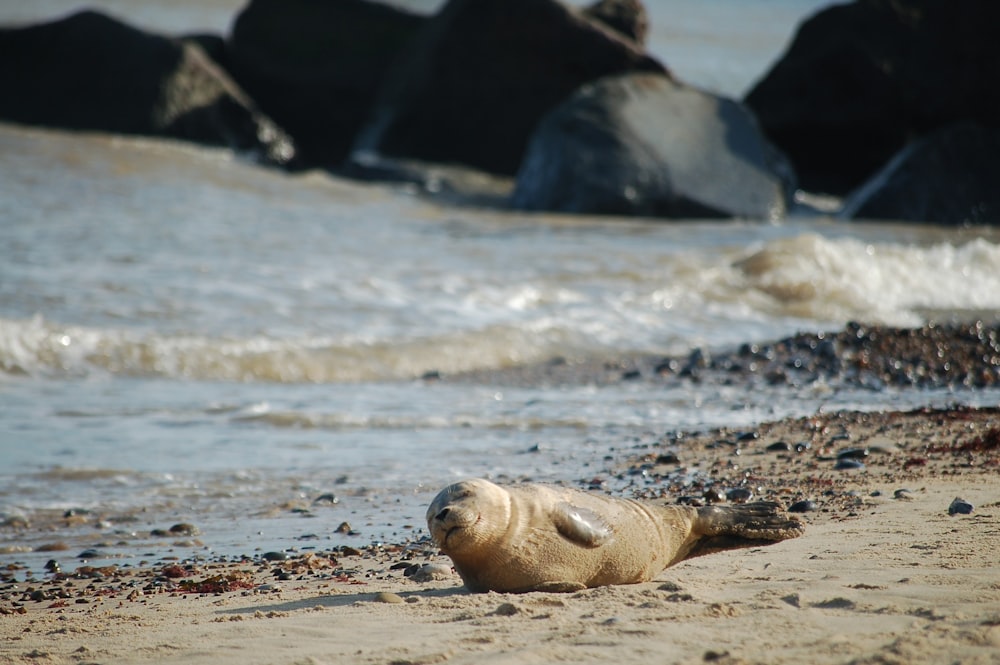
top-left (3, 1), bottom-right (1000, 573)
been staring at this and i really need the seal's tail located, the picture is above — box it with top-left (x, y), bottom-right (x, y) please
top-left (685, 501), bottom-right (804, 559)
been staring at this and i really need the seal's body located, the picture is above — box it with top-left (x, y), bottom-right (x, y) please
top-left (426, 479), bottom-right (803, 593)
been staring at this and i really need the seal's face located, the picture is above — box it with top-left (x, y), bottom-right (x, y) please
top-left (426, 479), bottom-right (509, 557)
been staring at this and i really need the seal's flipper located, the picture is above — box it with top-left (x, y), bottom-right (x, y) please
top-left (685, 501), bottom-right (803, 559)
top-left (551, 503), bottom-right (613, 547)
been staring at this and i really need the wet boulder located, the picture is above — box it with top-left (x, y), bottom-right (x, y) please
top-left (744, 0), bottom-right (1000, 196)
top-left (511, 73), bottom-right (795, 220)
top-left (0, 10), bottom-right (296, 166)
top-left (842, 123), bottom-right (1000, 226)
top-left (226, 0), bottom-right (426, 168)
top-left (352, 0), bottom-right (666, 176)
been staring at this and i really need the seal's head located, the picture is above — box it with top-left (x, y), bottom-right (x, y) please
top-left (426, 479), bottom-right (511, 557)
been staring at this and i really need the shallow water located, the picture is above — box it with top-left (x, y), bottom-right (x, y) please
top-left (2, 1), bottom-right (1000, 574)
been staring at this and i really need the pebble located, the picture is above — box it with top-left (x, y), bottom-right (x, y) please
top-left (408, 563), bottom-right (453, 583)
top-left (948, 498), bottom-right (974, 515)
top-left (726, 488), bottom-right (754, 503)
top-left (168, 523), bottom-right (199, 536)
top-left (335, 522), bottom-right (356, 535)
top-left (312, 493), bottom-right (339, 505)
top-left (836, 447), bottom-right (869, 460)
top-left (788, 500), bottom-right (817, 513)
top-left (262, 551), bottom-right (287, 561)
top-left (77, 549), bottom-right (101, 559)
top-left (834, 458), bottom-right (865, 470)
top-left (374, 591), bottom-right (404, 604)
top-left (493, 602), bottom-right (520, 616)
top-left (702, 488), bottom-right (726, 503)
top-left (893, 489), bottom-right (914, 501)
top-left (766, 441), bottom-right (792, 452)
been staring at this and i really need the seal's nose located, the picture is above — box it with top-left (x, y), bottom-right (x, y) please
top-left (434, 508), bottom-right (450, 522)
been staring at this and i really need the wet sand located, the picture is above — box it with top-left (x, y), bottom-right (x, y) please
top-left (2, 323), bottom-right (999, 665)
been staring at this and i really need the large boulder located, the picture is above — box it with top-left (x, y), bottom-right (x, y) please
top-left (226, 0), bottom-right (425, 168)
top-left (744, 0), bottom-right (1000, 196)
top-left (352, 0), bottom-right (666, 176)
top-left (511, 73), bottom-right (795, 219)
top-left (0, 10), bottom-right (296, 166)
top-left (842, 123), bottom-right (1000, 226)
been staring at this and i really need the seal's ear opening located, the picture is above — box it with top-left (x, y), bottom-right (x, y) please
top-left (551, 502), bottom-right (612, 548)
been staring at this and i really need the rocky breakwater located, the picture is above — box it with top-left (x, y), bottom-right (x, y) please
top-left (0, 10), bottom-right (296, 167)
top-left (745, 0), bottom-right (1000, 225)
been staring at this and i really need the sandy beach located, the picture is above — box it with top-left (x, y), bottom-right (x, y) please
top-left (3, 404), bottom-right (998, 665)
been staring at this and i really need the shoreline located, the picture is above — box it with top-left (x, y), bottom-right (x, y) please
top-left (3, 404), bottom-right (998, 665)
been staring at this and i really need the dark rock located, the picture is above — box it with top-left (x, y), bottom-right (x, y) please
top-left (788, 500), bottom-right (817, 513)
top-left (842, 123), bottom-right (1000, 225)
top-left (581, 0), bottom-right (649, 45)
top-left (354, 0), bottom-right (665, 176)
top-left (745, 0), bottom-right (1000, 196)
top-left (834, 458), bottom-right (865, 471)
top-left (511, 73), bottom-right (795, 219)
top-left (262, 551), bottom-right (287, 561)
top-left (948, 497), bottom-right (974, 515)
top-left (0, 10), bottom-right (296, 167)
top-left (227, 0), bottom-right (425, 168)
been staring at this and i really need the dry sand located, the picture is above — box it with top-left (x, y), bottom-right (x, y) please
top-left (2, 406), bottom-right (999, 665)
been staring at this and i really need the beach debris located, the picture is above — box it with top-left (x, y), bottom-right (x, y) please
top-left (948, 498), bottom-right (974, 515)
top-left (178, 571), bottom-right (255, 594)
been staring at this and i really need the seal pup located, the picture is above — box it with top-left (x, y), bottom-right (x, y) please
top-left (426, 478), bottom-right (803, 593)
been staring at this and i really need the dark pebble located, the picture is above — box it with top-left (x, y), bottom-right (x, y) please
top-left (767, 441), bottom-right (792, 452)
top-left (834, 458), bottom-right (865, 470)
top-left (44, 560), bottom-right (60, 573)
top-left (77, 549), bottom-right (101, 559)
top-left (168, 523), bottom-right (199, 536)
top-left (262, 551), bottom-right (287, 561)
top-left (726, 488), bottom-right (754, 503)
top-left (948, 498), bottom-right (974, 515)
top-left (737, 431), bottom-right (760, 442)
top-left (788, 500), bottom-right (817, 513)
top-left (794, 441), bottom-right (811, 453)
top-left (655, 452), bottom-right (680, 465)
top-left (836, 447), bottom-right (869, 460)
top-left (703, 488), bottom-right (726, 503)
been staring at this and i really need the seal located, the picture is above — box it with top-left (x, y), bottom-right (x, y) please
top-left (426, 479), bottom-right (803, 593)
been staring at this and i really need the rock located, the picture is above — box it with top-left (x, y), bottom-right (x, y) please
top-left (0, 10), bottom-right (296, 167)
top-left (948, 497), bottom-right (974, 515)
top-left (227, 0), bottom-right (425, 168)
top-left (788, 500), bottom-right (817, 513)
top-left (581, 0), bottom-right (649, 45)
top-left (842, 123), bottom-right (1000, 225)
top-left (408, 563), bottom-right (454, 583)
top-left (353, 0), bottom-right (665, 176)
top-left (744, 0), bottom-right (1000, 196)
top-left (511, 73), bottom-right (795, 219)
top-left (374, 591), bottom-right (405, 604)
